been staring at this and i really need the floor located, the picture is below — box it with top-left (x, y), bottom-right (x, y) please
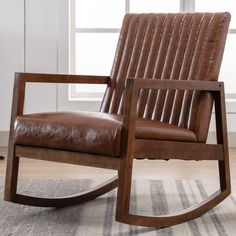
top-left (1, 147), bottom-right (236, 186)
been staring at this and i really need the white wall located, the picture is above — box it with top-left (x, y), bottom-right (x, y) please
top-left (0, 0), bottom-right (67, 146)
top-left (24, 0), bottom-right (58, 114)
top-left (0, 0), bottom-right (68, 131)
top-left (0, 0), bottom-right (24, 131)
top-left (0, 0), bottom-right (236, 147)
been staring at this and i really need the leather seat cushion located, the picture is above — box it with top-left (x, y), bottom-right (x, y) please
top-left (14, 111), bottom-right (197, 157)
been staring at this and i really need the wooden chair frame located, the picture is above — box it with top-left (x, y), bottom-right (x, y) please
top-left (5, 72), bottom-right (230, 227)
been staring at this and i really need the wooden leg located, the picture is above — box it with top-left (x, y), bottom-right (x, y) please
top-left (215, 86), bottom-right (231, 193)
top-left (218, 158), bottom-right (231, 192)
top-left (116, 152), bottom-right (134, 220)
top-left (4, 145), bottom-right (19, 202)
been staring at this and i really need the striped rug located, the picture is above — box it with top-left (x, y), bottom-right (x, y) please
top-left (0, 179), bottom-right (235, 236)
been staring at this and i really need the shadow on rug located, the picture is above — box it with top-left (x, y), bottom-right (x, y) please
top-left (0, 179), bottom-right (235, 236)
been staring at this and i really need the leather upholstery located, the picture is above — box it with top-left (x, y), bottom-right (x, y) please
top-left (135, 118), bottom-right (197, 142)
top-left (14, 112), bottom-right (197, 157)
top-left (14, 112), bottom-right (122, 157)
top-left (101, 13), bottom-right (230, 143)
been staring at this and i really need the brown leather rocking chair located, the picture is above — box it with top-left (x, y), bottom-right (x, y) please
top-left (5, 12), bottom-right (231, 227)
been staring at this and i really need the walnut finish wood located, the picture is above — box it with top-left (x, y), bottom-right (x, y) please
top-left (15, 72), bottom-right (110, 84)
top-left (114, 78), bottom-right (231, 227)
top-left (116, 78), bottom-right (139, 220)
top-left (4, 73), bottom-right (111, 202)
top-left (4, 72), bottom-right (22, 201)
top-left (119, 189), bottom-right (229, 227)
top-left (214, 84), bottom-right (231, 192)
top-left (13, 176), bottom-right (118, 207)
top-left (15, 145), bottom-right (119, 170)
top-left (134, 140), bottom-right (224, 160)
top-left (4, 13), bottom-right (231, 228)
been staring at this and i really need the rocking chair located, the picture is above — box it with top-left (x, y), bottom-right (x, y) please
top-left (5, 12), bottom-right (231, 227)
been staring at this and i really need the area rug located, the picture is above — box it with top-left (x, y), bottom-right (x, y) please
top-left (0, 179), bottom-right (236, 236)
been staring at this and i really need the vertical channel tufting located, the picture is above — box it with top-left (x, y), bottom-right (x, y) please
top-left (159, 14), bottom-right (188, 123)
top-left (169, 14), bottom-right (204, 126)
top-left (100, 13), bottom-right (230, 143)
top-left (100, 14), bottom-right (133, 113)
top-left (134, 14), bottom-right (159, 116)
top-left (139, 14), bottom-right (181, 116)
top-left (177, 14), bottom-right (212, 128)
top-left (109, 14), bottom-right (146, 114)
top-left (118, 14), bottom-right (152, 115)
top-left (150, 14), bottom-right (179, 121)
top-left (188, 13), bottom-right (230, 141)
top-left (143, 15), bottom-right (168, 119)
top-left (183, 14), bottom-right (214, 129)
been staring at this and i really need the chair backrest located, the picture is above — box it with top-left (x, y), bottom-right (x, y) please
top-left (100, 13), bottom-right (230, 142)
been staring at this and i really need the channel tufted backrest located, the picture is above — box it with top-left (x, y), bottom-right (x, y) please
top-left (100, 13), bottom-right (230, 142)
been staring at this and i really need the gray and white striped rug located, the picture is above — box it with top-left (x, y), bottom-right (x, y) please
top-left (0, 179), bottom-right (236, 236)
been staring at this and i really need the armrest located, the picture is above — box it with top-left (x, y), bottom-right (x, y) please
top-left (15, 72), bottom-right (110, 84)
top-left (123, 78), bottom-right (224, 123)
top-left (121, 78), bottom-right (226, 147)
top-left (10, 72), bottom-right (110, 121)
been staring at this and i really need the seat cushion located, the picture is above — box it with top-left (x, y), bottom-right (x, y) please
top-left (14, 111), bottom-right (197, 157)
top-left (14, 112), bottom-right (123, 157)
top-left (135, 119), bottom-right (197, 143)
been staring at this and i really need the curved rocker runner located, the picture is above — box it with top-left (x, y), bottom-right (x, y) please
top-left (8, 176), bottom-right (118, 208)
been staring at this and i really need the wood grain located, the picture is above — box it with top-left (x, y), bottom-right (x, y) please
top-left (1, 147), bottom-right (236, 181)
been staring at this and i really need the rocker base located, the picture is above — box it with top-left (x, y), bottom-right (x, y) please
top-left (5, 176), bottom-right (118, 208)
top-left (116, 189), bottom-right (230, 228)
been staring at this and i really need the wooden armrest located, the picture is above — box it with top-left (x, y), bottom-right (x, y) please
top-left (15, 72), bottom-right (110, 85)
top-left (10, 73), bottom-right (109, 118)
top-left (122, 78), bottom-right (226, 145)
top-left (127, 78), bottom-right (223, 91)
